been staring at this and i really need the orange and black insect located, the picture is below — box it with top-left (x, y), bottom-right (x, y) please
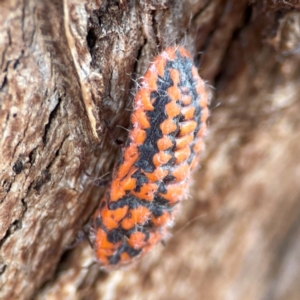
top-left (91, 46), bottom-right (209, 268)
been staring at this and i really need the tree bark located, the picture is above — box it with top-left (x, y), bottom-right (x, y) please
top-left (1, 0), bottom-right (300, 299)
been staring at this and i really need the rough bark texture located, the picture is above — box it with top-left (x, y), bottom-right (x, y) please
top-left (1, 0), bottom-right (300, 299)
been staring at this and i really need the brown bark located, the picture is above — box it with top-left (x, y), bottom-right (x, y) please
top-left (1, 0), bottom-right (300, 299)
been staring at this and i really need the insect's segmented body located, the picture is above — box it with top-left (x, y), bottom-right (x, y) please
top-left (92, 46), bottom-right (208, 268)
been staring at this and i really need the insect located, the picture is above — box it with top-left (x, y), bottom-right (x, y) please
top-left (91, 46), bottom-right (209, 269)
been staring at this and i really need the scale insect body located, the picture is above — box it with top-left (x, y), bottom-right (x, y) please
top-left (91, 46), bottom-right (209, 269)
